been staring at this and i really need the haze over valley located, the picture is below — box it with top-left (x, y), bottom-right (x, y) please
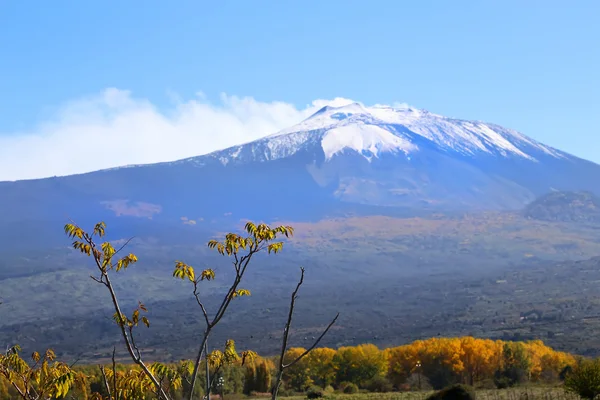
top-left (2, 103), bottom-right (600, 361)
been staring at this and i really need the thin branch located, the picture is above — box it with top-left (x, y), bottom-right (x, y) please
top-left (277, 267), bottom-right (305, 371)
top-left (84, 232), bottom-right (170, 400)
top-left (129, 326), bottom-right (142, 360)
top-left (207, 362), bottom-right (224, 395)
top-left (271, 267), bottom-right (339, 400)
top-left (187, 243), bottom-right (256, 400)
top-left (112, 347), bottom-right (118, 400)
top-left (68, 355), bottom-right (82, 369)
top-left (113, 237), bottom-right (135, 257)
top-left (192, 280), bottom-right (210, 326)
top-left (9, 381), bottom-right (27, 400)
top-left (100, 366), bottom-right (114, 400)
top-left (284, 313), bottom-right (339, 369)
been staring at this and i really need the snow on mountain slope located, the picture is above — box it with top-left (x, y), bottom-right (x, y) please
top-left (2, 101), bottom-right (599, 224)
top-left (321, 124), bottom-right (417, 160)
top-left (191, 102), bottom-right (564, 167)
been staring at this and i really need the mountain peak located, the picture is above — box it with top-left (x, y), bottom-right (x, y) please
top-left (2, 100), bottom-right (599, 224)
top-left (253, 101), bottom-right (563, 165)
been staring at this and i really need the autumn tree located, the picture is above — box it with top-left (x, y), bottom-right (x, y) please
top-left (0, 345), bottom-right (86, 400)
top-left (172, 221), bottom-right (293, 399)
top-left (64, 220), bottom-right (281, 400)
top-left (459, 337), bottom-right (499, 386)
top-left (281, 348), bottom-right (312, 391)
top-left (333, 344), bottom-right (387, 388)
top-left (305, 348), bottom-right (337, 388)
top-left (65, 222), bottom-right (177, 399)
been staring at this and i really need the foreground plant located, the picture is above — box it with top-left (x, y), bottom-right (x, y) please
top-left (65, 220), bottom-right (293, 400)
top-left (65, 221), bottom-right (174, 399)
top-left (271, 267), bottom-right (339, 400)
top-left (173, 221), bottom-right (294, 400)
top-left (564, 359), bottom-right (600, 400)
top-left (0, 345), bottom-right (85, 400)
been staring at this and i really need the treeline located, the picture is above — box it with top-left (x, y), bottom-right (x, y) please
top-left (0, 337), bottom-right (576, 399)
top-left (281, 337), bottom-right (575, 393)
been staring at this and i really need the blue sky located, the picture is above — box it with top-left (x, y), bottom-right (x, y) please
top-left (0, 0), bottom-right (599, 179)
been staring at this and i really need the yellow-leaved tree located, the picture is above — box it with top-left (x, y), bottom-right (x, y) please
top-left (332, 344), bottom-right (387, 388)
top-left (0, 345), bottom-right (86, 400)
top-left (64, 220), bottom-right (293, 400)
top-left (171, 221), bottom-right (294, 400)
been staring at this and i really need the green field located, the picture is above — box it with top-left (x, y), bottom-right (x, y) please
top-left (210, 388), bottom-right (580, 400)
top-left (268, 388), bottom-right (580, 400)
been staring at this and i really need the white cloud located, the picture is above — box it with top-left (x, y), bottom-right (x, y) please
top-left (0, 89), bottom-right (356, 181)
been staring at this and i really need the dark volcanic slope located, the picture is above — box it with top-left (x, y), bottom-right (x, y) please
top-left (2, 103), bottom-right (600, 245)
top-left (524, 191), bottom-right (600, 223)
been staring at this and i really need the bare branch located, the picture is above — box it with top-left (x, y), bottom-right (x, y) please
top-left (129, 325), bottom-right (142, 361)
top-left (68, 355), bottom-right (82, 369)
top-left (284, 313), bottom-right (339, 369)
top-left (9, 381), bottom-right (27, 400)
top-left (193, 280), bottom-right (210, 326)
top-left (277, 267), bottom-right (305, 369)
top-left (187, 241), bottom-right (257, 400)
top-left (112, 347), bottom-right (118, 400)
top-left (100, 366), bottom-right (114, 400)
top-left (271, 267), bottom-right (339, 400)
top-left (113, 237), bottom-right (135, 257)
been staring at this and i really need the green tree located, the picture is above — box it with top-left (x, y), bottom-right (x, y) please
top-left (564, 359), bottom-right (600, 400)
top-left (243, 364), bottom-right (256, 395)
top-left (493, 342), bottom-right (531, 388)
top-left (333, 344), bottom-right (387, 388)
top-left (254, 361), bottom-right (272, 393)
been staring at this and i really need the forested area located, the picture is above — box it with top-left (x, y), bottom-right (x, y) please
top-left (0, 337), bottom-right (578, 399)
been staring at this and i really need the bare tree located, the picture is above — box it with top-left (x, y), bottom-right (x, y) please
top-left (271, 267), bottom-right (339, 400)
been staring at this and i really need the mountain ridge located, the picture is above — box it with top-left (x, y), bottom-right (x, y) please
top-left (1, 102), bottom-right (599, 228)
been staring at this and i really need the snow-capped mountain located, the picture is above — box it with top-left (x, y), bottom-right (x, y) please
top-left (1, 102), bottom-right (599, 226)
top-left (179, 102), bottom-right (565, 167)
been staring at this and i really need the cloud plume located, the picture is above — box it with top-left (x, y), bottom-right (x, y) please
top-left (0, 89), bottom-right (356, 181)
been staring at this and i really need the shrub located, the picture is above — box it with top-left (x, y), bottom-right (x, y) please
top-left (339, 382), bottom-right (359, 394)
top-left (493, 367), bottom-right (527, 388)
top-left (560, 365), bottom-right (573, 381)
top-left (405, 373), bottom-right (433, 391)
top-left (426, 384), bottom-right (476, 400)
top-left (564, 359), bottom-right (600, 400)
top-left (306, 385), bottom-right (324, 399)
top-left (365, 375), bottom-right (393, 392)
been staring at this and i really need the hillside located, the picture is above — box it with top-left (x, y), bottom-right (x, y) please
top-left (1, 103), bottom-right (600, 237)
top-left (524, 191), bottom-right (600, 223)
top-left (2, 104), bottom-right (600, 364)
top-left (2, 207), bottom-right (600, 362)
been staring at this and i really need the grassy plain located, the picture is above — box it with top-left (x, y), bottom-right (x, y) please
top-left (228, 387), bottom-right (579, 400)
top-left (2, 212), bottom-right (600, 361)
